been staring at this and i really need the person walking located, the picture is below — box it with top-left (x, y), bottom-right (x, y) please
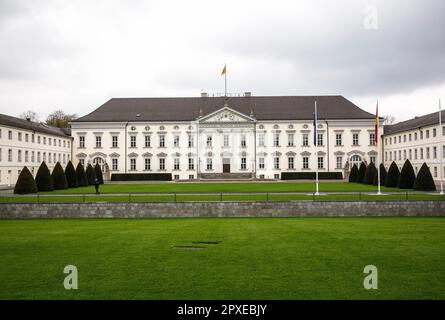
top-left (94, 178), bottom-right (100, 194)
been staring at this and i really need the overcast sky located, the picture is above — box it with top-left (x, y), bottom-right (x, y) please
top-left (0, 0), bottom-right (444, 122)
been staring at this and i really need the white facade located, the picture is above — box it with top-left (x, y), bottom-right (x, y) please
top-left (383, 123), bottom-right (445, 181)
top-left (71, 105), bottom-right (381, 180)
top-left (0, 123), bottom-right (72, 187)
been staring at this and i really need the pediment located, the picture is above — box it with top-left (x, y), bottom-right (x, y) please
top-left (200, 107), bottom-right (255, 123)
top-left (76, 152), bottom-right (87, 158)
top-left (89, 152), bottom-right (107, 158)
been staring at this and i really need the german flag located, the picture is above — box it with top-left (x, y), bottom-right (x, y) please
top-left (221, 64), bottom-right (226, 76)
top-left (374, 101), bottom-right (379, 144)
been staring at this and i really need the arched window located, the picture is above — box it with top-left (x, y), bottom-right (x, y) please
top-left (350, 155), bottom-right (362, 168)
top-left (93, 157), bottom-right (105, 172)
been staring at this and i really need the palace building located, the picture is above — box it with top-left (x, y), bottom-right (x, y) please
top-left (383, 109), bottom-right (445, 181)
top-left (69, 94), bottom-right (381, 180)
top-left (0, 114), bottom-right (72, 186)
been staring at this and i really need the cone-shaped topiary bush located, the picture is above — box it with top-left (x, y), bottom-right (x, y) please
top-left (52, 162), bottom-right (68, 189)
top-left (398, 159), bottom-right (416, 189)
top-left (76, 162), bottom-right (88, 187)
top-left (385, 161), bottom-right (400, 187)
top-left (94, 163), bottom-right (104, 184)
top-left (349, 164), bottom-right (358, 182)
top-left (35, 162), bottom-right (53, 191)
top-left (373, 164), bottom-right (387, 186)
top-left (86, 163), bottom-right (96, 185)
top-left (363, 162), bottom-right (377, 185)
top-left (14, 166), bottom-right (38, 194)
top-left (356, 162), bottom-right (367, 183)
top-left (64, 161), bottom-right (78, 188)
top-left (413, 163), bottom-right (436, 191)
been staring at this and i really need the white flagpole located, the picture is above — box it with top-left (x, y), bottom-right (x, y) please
top-left (315, 100), bottom-right (319, 196)
top-left (440, 99), bottom-right (443, 195)
top-left (377, 101), bottom-right (381, 195)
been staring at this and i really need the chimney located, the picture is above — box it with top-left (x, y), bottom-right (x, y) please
top-left (201, 92), bottom-right (208, 98)
top-left (26, 117), bottom-right (31, 122)
top-left (244, 92), bottom-right (252, 97)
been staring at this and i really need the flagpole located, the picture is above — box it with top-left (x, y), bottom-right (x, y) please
top-left (377, 101), bottom-right (381, 195)
top-left (440, 99), bottom-right (443, 195)
top-left (315, 100), bottom-right (319, 196)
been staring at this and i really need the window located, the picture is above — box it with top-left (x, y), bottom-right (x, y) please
top-left (288, 157), bottom-right (294, 169)
top-left (398, 150), bottom-right (401, 160)
top-left (8, 130), bottom-right (12, 140)
top-left (25, 151), bottom-right (29, 163)
top-left (159, 158), bottom-right (166, 170)
top-left (79, 136), bottom-right (85, 148)
top-left (206, 158), bottom-right (213, 170)
top-left (130, 135), bottom-right (136, 148)
top-left (258, 133), bottom-right (265, 147)
top-left (274, 157), bottom-right (280, 169)
top-left (317, 133), bottom-right (323, 146)
top-left (414, 132), bottom-right (417, 140)
top-left (409, 149), bottom-right (412, 160)
top-left (240, 135), bottom-right (247, 148)
top-left (420, 148), bottom-right (424, 160)
top-left (420, 131), bottom-right (423, 139)
top-left (369, 133), bottom-right (376, 145)
top-left (188, 134), bottom-right (194, 148)
top-left (433, 128), bottom-right (437, 137)
top-left (63, 154), bottom-right (66, 164)
top-left (303, 157), bottom-right (309, 169)
top-left (443, 126), bottom-right (445, 136)
top-left (318, 157), bottom-right (324, 169)
top-left (58, 139), bottom-right (61, 146)
top-left (370, 156), bottom-right (376, 164)
top-left (350, 155), bottom-right (362, 168)
top-left (37, 152), bottom-right (41, 162)
top-left (145, 158), bottom-right (151, 171)
top-left (274, 174), bottom-right (280, 180)
top-left (335, 133), bottom-right (342, 146)
top-left (48, 152), bottom-right (52, 163)
top-left (390, 152), bottom-right (392, 161)
top-left (414, 149), bottom-right (418, 160)
top-left (159, 135), bottom-right (165, 147)
top-left (174, 158), bottom-right (180, 170)
top-left (96, 136), bottom-right (102, 148)
top-left (174, 175), bottom-right (180, 180)
top-left (49, 137), bottom-right (52, 145)
top-left (426, 130), bottom-right (429, 139)
top-left (112, 136), bottom-right (118, 148)
top-left (241, 157), bottom-right (247, 169)
top-left (398, 136), bottom-right (401, 143)
top-left (273, 133), bottom-right (280, 147)
top-left (302, 134), bottom-right (309, 146)
top-left (25, 133), bottom-right (28, 142)
top-left (223, 135), bottom-right (229, 147)
top-left (287, 134), bottom-right (294, 146)
top-left (43, 137), bottom-right (46, 145)
top-left (31, 151), bottom-right (35, 163)
top-left (206, 135), bottom-right (212, 147)
top-left (426, 147), bottom-right (430, 159)
top-left (130, 158), bottom-right (136, 171)
top-left (409, 134), bottom-right (412, 141)
top-left (336, 156), bottom-right (343, 169)
top-left (403, 150), bottom-right (406, 160)
top-left (173, 135), bottom-right (180, 147)
top-left (112, 158), bottom-right (118, 171)
top-left (443, 145), bottom-right (445, 158)
top-left (188, 158), bottom-right (194, 170)
top-left (189, 175), bottom-right (194, 180)
top-left (434, 167), bottom-right (438, 178)
top-left (352, 133), bottom-right (359, 146)
top-left (18, 132), bottom-right (22, 141)
top-left (18, 150), bottom-right (22, 162)
top-left (43, 152), bottom-right (46, 163)
top-left (259, 157), bottom-right (265, 169)
top-left (31, 134), bottom-right (35, 143)
top-left (403, 135), bottom-right (406, 142)
top-left (145, 135), bottom-right (151, 148)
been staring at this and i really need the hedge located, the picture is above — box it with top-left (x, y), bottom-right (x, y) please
top-left (52, 162), bottom-right (68, 189)
top-left (86, 164), bottom-right (97, 185)
top-left (281, 172), bottom-right (343, 180)
top-left (111, 173), bottom-right (172, 181)
top-left (14, 166), bottom-right (38, 194)
top-left (94, 163), bottom-right (104, 184)
top-left (363, 162), bottom-right (377, 185)
top-left (413, 163), bottom-right (436, 191)
top-left (385, 161), bottom-right (400, 187)
top-left (356, 162), bottom-right (367, 183)
top-left (35, 161), bottom-right (54, 192)
top-left (65, 161), bottom-right (78, 188)
top-left (398, 159), bottom-right (416, 189)
top-left (373, 164), bottom-right (387, 186)
top-left (348, 164), bottom-right (358, 182)
top-left (76, 163), bottom-right (88, 187)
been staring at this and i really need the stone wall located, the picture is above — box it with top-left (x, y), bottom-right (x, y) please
top-left (0, 201), bottom-right (444, 218)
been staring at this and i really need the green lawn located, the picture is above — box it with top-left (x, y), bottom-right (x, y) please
top-left (0, 218), bottom-right (444, 299)
top-left (2, 182), bottom-right (444, 202)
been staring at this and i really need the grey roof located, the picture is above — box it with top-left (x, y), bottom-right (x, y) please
top-left (0, 113), bottom-right (71, 138)
top-left (384, 110), bottom-right (445, 135)
top-left (74, 95), bottom-right (375, 122)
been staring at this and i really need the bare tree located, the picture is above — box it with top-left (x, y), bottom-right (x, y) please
top-left (19, 110), bottom-right (39, 122)
top-left (383, 114), bottom-right (396, 125)
top-left (46, 110), bottom-right (77, 128)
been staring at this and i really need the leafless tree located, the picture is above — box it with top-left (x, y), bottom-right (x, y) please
top-left (19, 110), bottom-right (39, 122)
top-left (383, 114), bottom-right (396, 125)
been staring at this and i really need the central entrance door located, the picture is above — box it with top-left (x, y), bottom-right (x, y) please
top-left (223, 158), bottom-right (230, 173)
